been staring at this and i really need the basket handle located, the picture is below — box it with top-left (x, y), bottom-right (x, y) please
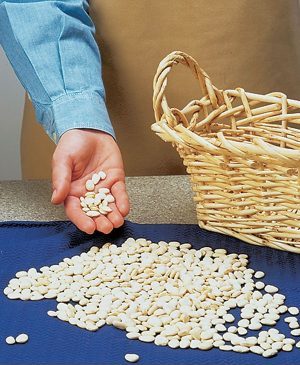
top-left (153, 51), bottom-right (223, 127)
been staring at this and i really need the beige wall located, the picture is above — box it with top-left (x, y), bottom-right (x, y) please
top-left (22, 0), bottom-right (300, 179)
top-left (0, 48), bottom-right (24, 180)
top-left (21, 95), bottom-right (55, 180)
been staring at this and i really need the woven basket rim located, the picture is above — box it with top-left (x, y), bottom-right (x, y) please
top-left (152, 51), bottom-right (300, 166)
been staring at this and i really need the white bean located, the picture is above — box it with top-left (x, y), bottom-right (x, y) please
top-left (265, 285), bottom-right (278, 294)
top-left (85, 180), bottom-right (95, 191)
top-left (105, 194), bottom-right (115, 203)
top-left (288, 307), bottom-right (299, 316)
top-left (86, 211), bottom-right (101, 218)
top-left (168, 338), bottom-right (180, 348)
top-left (124, 354), bottom-right (139, 363)
top-left (47, 310), bottom-right (57, 317)
top-left (237, 327), bottom-right (247, 336)
top-left (219, 345), bottom-right (233, 351)
top-left (91, 173), bottom-right (100, 185)
top-left (250, 346), bottom-right (264, 355)
top-left (255, 282), bottom-right (265, 290)
top-left (139, 334), bottom-right (154, 343)
top-left (233, 345), bottom-right (249, 353)
top-left (262, 349), bottom-right (277, 358)
top-left (291, 329), bottom-right (300, 336)
top-left (289, 321), bottom-right (299, 329)
top-left (254, 271), bottom-right (265, 279)
top-left (126, 332), bottom-right (140, 340)
top-left (5, 336), bottom-right (15, 345)
top-left (98, 171), bottom-right (107, 180)
top-left (282, 344), bottom-right (293, 352)
top-left (15, 333), bottom-right (29, 344)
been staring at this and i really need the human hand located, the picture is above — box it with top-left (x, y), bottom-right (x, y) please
top-left (51, 129), bottom-right (130, 234)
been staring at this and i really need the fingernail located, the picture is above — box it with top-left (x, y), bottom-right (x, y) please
top-left (51, 189), bottom-right (57, 203)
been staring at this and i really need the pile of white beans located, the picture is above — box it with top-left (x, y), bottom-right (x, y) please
top-left (80, 170), bottom-right (115, 218)
top-left (4, 238), bottom-right (300, 358)
top-left (5, 333), bottom-right (28, 345)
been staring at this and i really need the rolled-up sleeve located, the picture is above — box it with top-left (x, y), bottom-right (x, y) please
top-left (0, 0), bottom-right (115, 142)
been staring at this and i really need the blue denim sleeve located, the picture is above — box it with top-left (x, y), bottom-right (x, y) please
top-left (0, 0), bottom-right (115, 142)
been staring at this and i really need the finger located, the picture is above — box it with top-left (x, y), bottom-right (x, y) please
top-left (68, 178), bottom-right (88, 198)
top-left (106, 203), bottom-right (124, 228)
top-left (51, 154), bottom-right (72, 204)
top-left (64, 196), bottom-right (96, 234)
top-left (94, 215), bottom-right (114, 234)
top-left (111, 181), bottom-right (130, 217)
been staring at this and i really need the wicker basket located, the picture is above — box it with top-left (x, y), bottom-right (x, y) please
top-left (152, 51), bottom-right (300, 253)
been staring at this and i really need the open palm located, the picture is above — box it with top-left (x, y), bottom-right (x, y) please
top-left (51, 129), bottom-right (130, 234)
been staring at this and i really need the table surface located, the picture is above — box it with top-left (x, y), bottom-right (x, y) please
top-left (1, 178), bottom-right (300, 365)
top-left (0, 175), bottom-right (197, 224)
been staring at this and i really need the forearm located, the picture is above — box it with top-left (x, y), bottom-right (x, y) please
top-left (0, 0), bottom-right (115, 142)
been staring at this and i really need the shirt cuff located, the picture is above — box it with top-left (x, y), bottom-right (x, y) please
top-left (35, 91), bottom-right (115, 143)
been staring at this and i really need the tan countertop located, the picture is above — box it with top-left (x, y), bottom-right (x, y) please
top-left (0, 175), bottom-right (197, 224)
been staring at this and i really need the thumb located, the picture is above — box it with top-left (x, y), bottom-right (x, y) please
top-left (51, 153), bottom-right (72, 205)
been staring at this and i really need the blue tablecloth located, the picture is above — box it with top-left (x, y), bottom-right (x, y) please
top-left (0, 220), bottom-right (299, 365)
